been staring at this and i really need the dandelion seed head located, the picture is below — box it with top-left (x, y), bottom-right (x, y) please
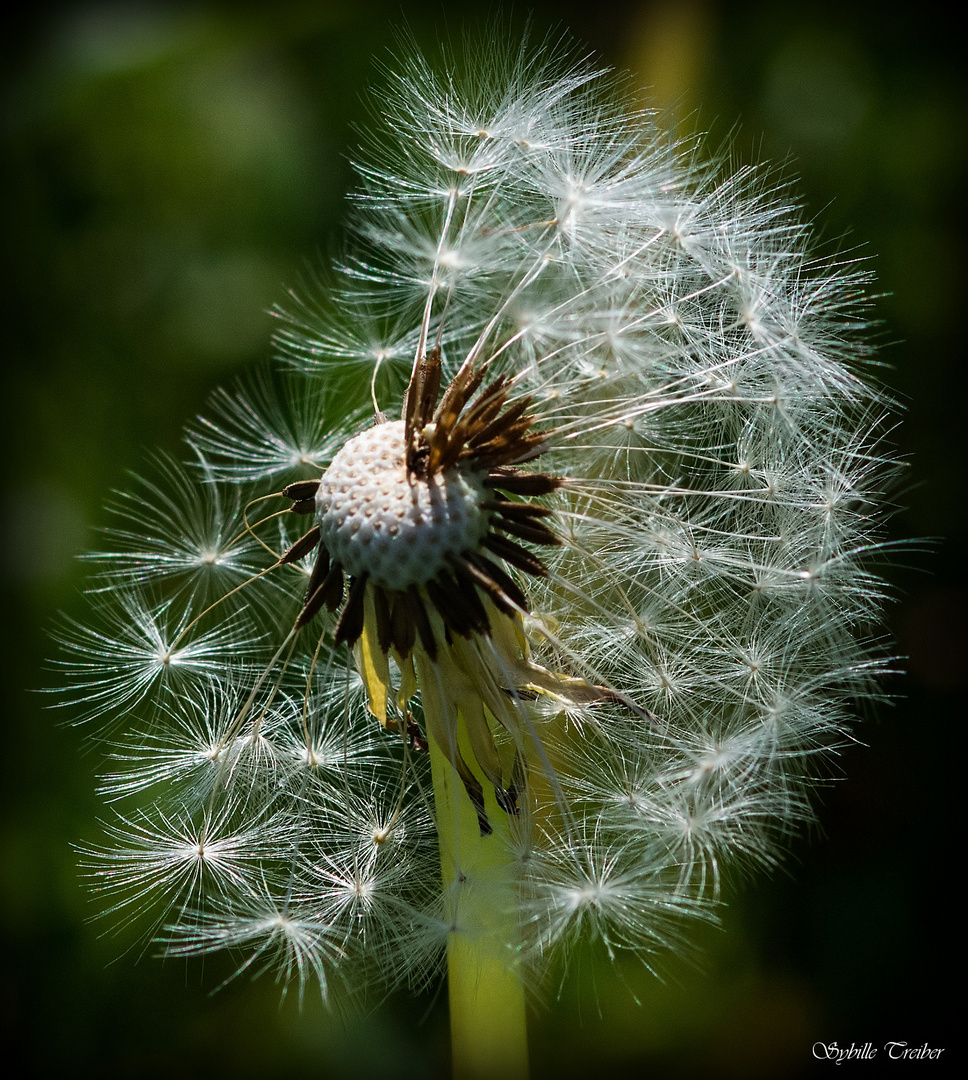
top-left (57, 27), bottom-right (903, 1005)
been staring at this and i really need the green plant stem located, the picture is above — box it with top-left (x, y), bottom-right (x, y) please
top-left (429, 727), bottom-right (529, 1080)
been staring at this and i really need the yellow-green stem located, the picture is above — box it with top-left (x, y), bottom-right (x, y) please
top-left (429, 729), bottom-right (529, 1080)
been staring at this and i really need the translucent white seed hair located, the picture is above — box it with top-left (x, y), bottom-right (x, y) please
top-left (59, 29), bottom-right (898, 1003)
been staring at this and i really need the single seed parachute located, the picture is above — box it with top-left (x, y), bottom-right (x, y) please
top-left (59, 29), bottom-right (898, 1015)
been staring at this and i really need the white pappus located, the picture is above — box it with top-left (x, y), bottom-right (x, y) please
top-left (58, 29), bottom-right (899, 1010)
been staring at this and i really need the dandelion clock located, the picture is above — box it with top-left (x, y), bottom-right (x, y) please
top-left (57, 28), bottom-right (900, 1080)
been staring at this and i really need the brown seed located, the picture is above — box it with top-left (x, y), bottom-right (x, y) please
top-left (463, 551), bottom-right (529, 613)
top-left (426, 574), bottom-right (477, 638)
top-left (485, 497), bottom-right (554, 520)
top-left (280, 525), bottom-right (321, 565)
top-left (406, 586), bottom-right (437, 660)
top-left (445, 554), bottom-right (493, 634)
top-left (467, 396), bottom-right (532, 450)
top-left (334, 573), bottom-right (369, 647)
top-left (373, 586), bottom-right (393, 654)
top-left (405, 345), bottom-right (443, 438)
top-left (390, 592), bottom-right (417, 657)
top-left (483, 532), bottom-right (549, 577)
top-left (460, 381), bottom-right (510, 429)
top-left (318, 561), bottom-right (345, 613)
top-left (283, 479), bottom-right (321, 502)
top-left (484, 469), bottom-right (563, 496)
top-left (303, 546), bottom-right (331, 604)
top-left (296, 557), bottom-right (342, 627)
top-left (433, 363), bottom-right (488, 436)
top-left (491, 512), bottom-right (560, 547)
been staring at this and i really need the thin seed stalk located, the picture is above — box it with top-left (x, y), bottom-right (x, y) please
top-left (427, 711), bottom-right (529, 1080)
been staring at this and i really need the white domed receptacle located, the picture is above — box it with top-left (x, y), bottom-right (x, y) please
top-left (315, 420), bottom-right (490, 591)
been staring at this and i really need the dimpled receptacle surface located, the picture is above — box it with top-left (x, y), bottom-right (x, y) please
top-left (315, 420), bottom-right (489, 591)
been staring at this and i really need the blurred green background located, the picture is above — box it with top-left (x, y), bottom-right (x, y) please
top-left (2, 2), bottom-right (962, 1076)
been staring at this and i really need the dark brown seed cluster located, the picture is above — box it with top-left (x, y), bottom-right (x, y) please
top-left (278, 351), bottom-right (562, 664)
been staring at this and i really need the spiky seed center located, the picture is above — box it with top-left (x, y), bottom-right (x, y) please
top-left (315, 420), bottom-right (489, 591)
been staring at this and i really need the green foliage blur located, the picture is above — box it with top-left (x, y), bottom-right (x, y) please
top-left (2, 2), bottom-right (961, 1076)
